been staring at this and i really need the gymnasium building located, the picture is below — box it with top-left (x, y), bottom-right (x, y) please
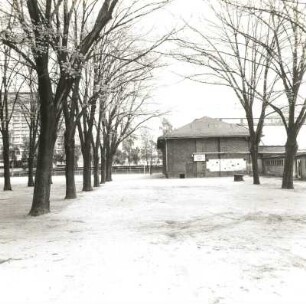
top-left (157, 116), bottom-right (306, 180)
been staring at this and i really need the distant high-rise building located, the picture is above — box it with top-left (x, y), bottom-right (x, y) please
top-left (0, 93), bottom-right (32, 163)
top-left (0, 92), bottom-right (71, 165)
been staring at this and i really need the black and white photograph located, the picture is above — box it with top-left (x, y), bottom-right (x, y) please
top-left (1, 0), bottom-right (306, 303)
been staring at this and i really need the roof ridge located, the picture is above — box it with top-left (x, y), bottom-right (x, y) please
top-left (162, 116), bottom-right (249, 138)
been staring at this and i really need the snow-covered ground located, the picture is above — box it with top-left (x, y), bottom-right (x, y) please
top-left (1, 174), bottom-right (306, 304)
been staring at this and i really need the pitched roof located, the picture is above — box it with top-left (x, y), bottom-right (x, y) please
top-left (258, 145), bottom-right (285, 154)
top-left (258, 145), bottom-right (306, 157)
top-left (162, 116), bottom-right (249, 139)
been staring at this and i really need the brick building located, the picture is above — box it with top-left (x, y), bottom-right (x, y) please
top-left (157, 117), bottom-right (251, 178)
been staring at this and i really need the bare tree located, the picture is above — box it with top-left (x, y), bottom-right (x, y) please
top-left (0, 47), bottom-right (11, 191)
top-left (222, 0), bottom-right (306, 189)
top-left (101, 80), bottom-right (161, 182)
top-left (0, 46), bottom-right (13, 191)
top-left (62, 0), bottom-right (171, 196)
top-left (0, 44), bottom-right (25, 190)
top-left (17, 68), bottom-right (40, 187)
top-left (74, 12), bottom-right (171, 188)
top-left (160, 117), bottom-right (173, 136)
top-left (1, 0), bottom-right (119, 215)
top-left (174, 1), bottom-right (279, 184)
top-left (140, 129), bottom-right (157, 168)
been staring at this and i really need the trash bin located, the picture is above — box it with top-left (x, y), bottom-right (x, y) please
top-left (234, 174), bottom-right (244, 182)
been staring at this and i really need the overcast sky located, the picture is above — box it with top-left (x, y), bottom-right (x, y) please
top-left (138, 0), bottom-right (306, 149)
top-left (140, 0), bottom-right (242, 134)
top-left (151, 0), bottom-right (246, 127)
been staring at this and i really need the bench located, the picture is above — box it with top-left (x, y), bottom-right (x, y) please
top-left (234, 174), bottom-right (244, 182)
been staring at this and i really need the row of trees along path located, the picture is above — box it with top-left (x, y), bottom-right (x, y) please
top-left (3, 0), bottom-right (306, 218)
top-left (0, 0), bottom-right (171, 216)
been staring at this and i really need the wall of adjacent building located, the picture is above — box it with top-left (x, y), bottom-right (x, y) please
top-left (297, 156), bottom-right (306, 180)
top-left (262, 158), bottom-right (285, 177)
top-left (261, 155), bottom-right (306, 180)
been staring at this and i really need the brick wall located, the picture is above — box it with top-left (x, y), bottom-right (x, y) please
top-left (164, 137), bottom-right (250, 178)
top-left (167, 138), bottom-right (195, 178)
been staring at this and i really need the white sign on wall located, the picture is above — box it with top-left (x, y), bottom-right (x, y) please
top-left (193, 154), bottom-right (206, 162)
top-left (206, 158), bottom-right (246, 172)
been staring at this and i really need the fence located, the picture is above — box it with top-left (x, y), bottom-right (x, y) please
top-left (0, 165), bottom-right (163, 177)
top-left (112, 165), bottom-right (162, 175)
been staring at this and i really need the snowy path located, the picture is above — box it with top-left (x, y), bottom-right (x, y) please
top-left (1, 174), bottom-right (306, 304)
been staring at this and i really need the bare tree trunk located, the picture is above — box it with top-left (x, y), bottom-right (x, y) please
top-left (27, 156), bottom-right (35, 187)
top-left (250, 142), bottom-right (260, 185)
top-left (63, 77), bottom-right (80, 199)
top-left (82, 137), bottom-right (92, 191)
top-left (29, 116), bottom-right (56, 216)
top-left (29, 67), bottom-right (58, 216)
top-left (92, 124), bottom-right (101, 188)
top-left (80, 96), bottom-right (95, 191)
top-left (106, 161), bottom-right (112, 181)
top-left (282, 136), bottom-right (298, 189)
top-left (100, 145), bottom-right (106, 184)
top-left (92, 139), bottom-right (100, 187)
top-left (93, 147), bottom-right (100, 187)
top-left (1, 129), bottom-right (12, 191)
top-left (106, 148), bottom-right (113, 182)
top-left (27, 129), bottom-right (36, 187)
top-left (64, 131), bottom-right (77, 199)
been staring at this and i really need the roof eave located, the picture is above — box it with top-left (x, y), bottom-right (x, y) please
top-left (160, 135), bottom-right (250, 140)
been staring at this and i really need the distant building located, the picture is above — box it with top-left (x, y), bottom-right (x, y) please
top-left (259, 146), bottom-right (306, 180)
top-left (157, 117), bottom-right (251, 178)
top-left (0, 93), bottom-right (31, 163)
top-left (258, 145), bottom-right (286, 177)
top-left (0, 92), bottom-right (65, 166)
